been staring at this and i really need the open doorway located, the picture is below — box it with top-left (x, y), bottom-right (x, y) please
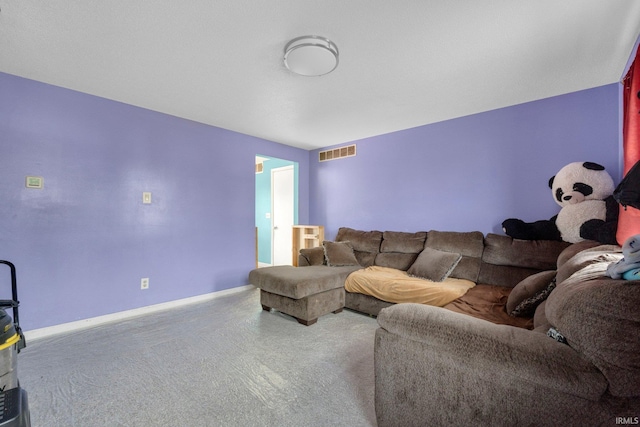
top-left (255, 155), bottom-right (299, 267)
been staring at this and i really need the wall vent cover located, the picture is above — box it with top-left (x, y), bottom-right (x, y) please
top-left (319, 144), bottom-right (356, 162)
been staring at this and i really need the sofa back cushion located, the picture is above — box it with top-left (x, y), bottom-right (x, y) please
top-left (555, 240), bottom-right (602, 272)
top-left (477, 234), bottom-right (569, 287)
top-left (424, 230), bottom-right (484, 282)
top-left (375, 231), bottom-right (427, 270)
top-left (546, 246), bottom-right (640, 397)
top-left (335, 227), bottom-right (382, 267)
top-left (555, 244), bottom-right (620, 284)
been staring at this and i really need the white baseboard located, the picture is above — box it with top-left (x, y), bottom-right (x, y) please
top-left (257, 262), bottom-right (272, 268)
top-left (24, 285), bottom-right (256, 342)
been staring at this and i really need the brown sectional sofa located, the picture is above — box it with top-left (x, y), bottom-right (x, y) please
top-left (299, 227), bottom-right (570, 327)
top-left (250, 226), bottom-right (640, 425)
top-left (252, 227), bottom-right (571, 326)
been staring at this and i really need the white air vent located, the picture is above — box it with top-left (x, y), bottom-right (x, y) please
top-left (318, 144), bottom-right (356, 162)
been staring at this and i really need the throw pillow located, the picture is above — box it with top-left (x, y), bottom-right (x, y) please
top-left (506, 270), bottom-right (557, 315)
top-left (323, 241), bottom-right (359, 266)
top-left (510, 277), bottom-right (557, 318)
top-left (407, 247), bottom-right (462, 282)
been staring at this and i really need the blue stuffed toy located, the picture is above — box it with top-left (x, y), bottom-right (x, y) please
top-left (622, 268), bottom-right (640, 280)
top-left (606, 234), bottom-right (640, 280)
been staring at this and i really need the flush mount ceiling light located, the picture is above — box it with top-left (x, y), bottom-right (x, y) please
top-left (284, 36), bottom-right (339, 77)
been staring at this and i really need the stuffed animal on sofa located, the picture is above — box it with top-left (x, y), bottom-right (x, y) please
top-left (502, 161), bottom-right (619, 244)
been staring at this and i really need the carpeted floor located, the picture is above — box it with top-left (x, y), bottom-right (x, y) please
top-left (18, 286), bottom-right (379, 426)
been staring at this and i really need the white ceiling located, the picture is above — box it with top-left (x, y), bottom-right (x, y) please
top-left (1, 1), bottom-right (639, 150)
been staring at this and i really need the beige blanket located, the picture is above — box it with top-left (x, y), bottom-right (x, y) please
top-left (345, 266), bottom-right (475, 306)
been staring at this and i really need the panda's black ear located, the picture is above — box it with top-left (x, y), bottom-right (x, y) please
top-left (548, 175), bottom-right (555, 189)
top-left (583, 162), bottom-right (605, 171)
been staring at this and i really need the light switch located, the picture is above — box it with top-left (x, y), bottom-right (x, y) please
top-left (143, 192), bottom-right (152, 204)
top-left (265, 212), bottom-right (271, 219)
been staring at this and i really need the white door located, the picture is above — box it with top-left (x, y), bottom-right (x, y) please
top-left (271, 166), bottom-right (294, 265)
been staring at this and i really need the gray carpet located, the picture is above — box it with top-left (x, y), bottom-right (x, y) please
top-left (18, 287), bottom-right (379, 426)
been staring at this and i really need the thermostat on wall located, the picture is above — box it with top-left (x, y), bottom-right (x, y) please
top-left (25, 176), bottom-right (44, 189)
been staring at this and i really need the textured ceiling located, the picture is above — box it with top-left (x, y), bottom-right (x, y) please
top-left (1, 1), bottom-right (639, 150)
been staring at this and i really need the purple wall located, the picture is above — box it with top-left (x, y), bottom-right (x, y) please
top-left (0, 71), bottom-right (623, 331)
top-left (0, 72), bottom-right (309, 330)
top-left (310, 85), bottom-right (621, 240)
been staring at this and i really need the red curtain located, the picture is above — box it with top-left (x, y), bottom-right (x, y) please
top-left (617, 45), bottom-right (640, 245)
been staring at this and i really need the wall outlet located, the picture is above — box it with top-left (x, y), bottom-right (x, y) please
top-left (141, 278), bottom-right (149, 290)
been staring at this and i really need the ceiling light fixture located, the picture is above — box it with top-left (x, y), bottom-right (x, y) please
top-left (284, 36), bottom-right (339, 77)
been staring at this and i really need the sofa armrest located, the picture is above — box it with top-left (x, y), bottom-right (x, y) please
top-left (298, 246), bottom-right (325, 266)
top-left (377, 303), bottom-right (606, 399)
top-left (375, 304), bottom-right (610, 426)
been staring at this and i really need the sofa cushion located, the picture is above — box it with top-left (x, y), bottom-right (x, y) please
top-left (425, 230), bottom-right (484, 282)
top-left (425, 230), bottom-right (484, 257)
top-left (375, 231), bottom-right (427, 270)
top-left (555, 244), bottom-right (621, 284)
top-left (323, 241), bottom-right (359, 266)
top-left (374, 253), bottom-right (419, 271)
top-left (335, 227), bottom-right (382, 267)
top-left (380, 231), bottom-right (427, 253)
top-left (478, 234), bottom-right (569, 287)
top-left (556, 240), bottom-right (602, 270)
top-left (546, 249), bottom-right (640, 397)
top-left (407, 247), bottom-right (462, 282)
top-left (335, 227), bottom-right (382, 252)
top-left (506, 270), bottom-right (557, 316)
top-left (482, 234), bottom-right (570, 270)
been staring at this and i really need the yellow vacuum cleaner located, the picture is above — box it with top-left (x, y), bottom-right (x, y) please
top-left (0, 261), bottom-right (30, 427)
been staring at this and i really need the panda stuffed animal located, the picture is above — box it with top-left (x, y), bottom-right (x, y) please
top-left (502, 161), bottom-right (619, 244)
